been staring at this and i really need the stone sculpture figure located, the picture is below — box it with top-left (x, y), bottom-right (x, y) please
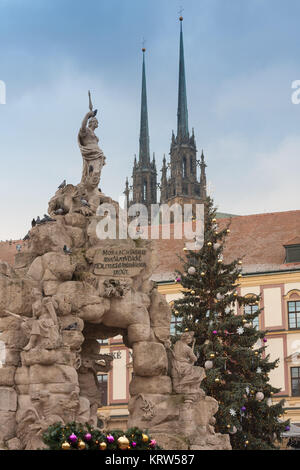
top-left (171, 331), bottom-right (205, 397)
top-left (23, 289), bottom-right (61, 351)
top-left (78, 91), bottom-right (106, 186)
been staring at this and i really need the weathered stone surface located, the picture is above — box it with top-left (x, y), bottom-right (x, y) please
top-left (29, 364), bottom-right (78, 385)
top-left (21, 348), bottom-right (74, 367)
top-left (149, 289), bottom-right (171, 327)
top-left (62, 330), bottom-right (84, 350)
top-left (43, 280), bottom-right (60, 296)
top-left (0, 387), bottom-right (17, 411)
top-left (102, 291), bottom-right (149, 329)
top-left (0, 411), bottom-right (16, 442)
top-left (64, 213), bottom-right (86, 228)
top-left (129, 375), bottom-right (172, 396)
top-left (128, 393), bottom-right (182, 430)
top-left (65, 226), bottom-right (85, 248)
top-left (1, 326), bottom-right (26, 349)
top-left (14, 366), bottom-right (30, 386)
top-left (151, 433), bottom-right (189, 451)
top-left (7, 437), bottom-right (22, 450)
top-left (132, 342), bottom-right (168, 377)
top-left (127, 322), bottom-right (151, 344)
top-left (0, 275), bottom-right (35, 316)
top-left (14, 253), bottom-right (36, 271)
top-left (27, 220), bottom-right (72, 256)
top-left (0, 366), bottom-right (16, 386)
top-left (4, 348), bottom-right (20, 366)
top-left (56, 281), bottom-right (106, 311)
top-left (27, 256), bottom-right (44, 281)
top-left (42, 252), bottom-right (77, 281)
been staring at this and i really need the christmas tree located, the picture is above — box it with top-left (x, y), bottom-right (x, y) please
top-left (173, 196), bottom-right (289, 450)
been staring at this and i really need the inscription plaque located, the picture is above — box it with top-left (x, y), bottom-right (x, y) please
top-left (93, 247), bottom-right (148, 277)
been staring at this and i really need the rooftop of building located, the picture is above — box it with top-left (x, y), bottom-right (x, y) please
top-left (0, 209), bottom-right (299, 282)
top-left (150, 209), bottom-right (300, 282)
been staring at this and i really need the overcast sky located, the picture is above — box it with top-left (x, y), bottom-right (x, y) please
top-left (0, 0), bottom-right (300, 240)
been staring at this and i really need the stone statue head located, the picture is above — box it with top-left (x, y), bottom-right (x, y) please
top-left (88, 117), bottom-right (99, 130)
top-left (181, 331), bottom-right (194, 344)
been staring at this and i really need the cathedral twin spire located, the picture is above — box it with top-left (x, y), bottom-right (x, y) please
top-left (126, 17), bottom-right (207, 210)
top-left (177, 17), bottom-right (189, 142)
top-left (139, 48), bottom-right (151, 167)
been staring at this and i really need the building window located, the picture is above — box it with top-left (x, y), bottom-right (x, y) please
top-left (244, 304), bottom-right (259, 329)
top-left (291, 367), bottom-right (300, 396)
top-left (182, 157), bottom-right (187, 178)
top-left (143, 181), bottom-right (147, 202)
top-left (285, 244), bottom-right (300, 263)
top-left (288, 301), bottom-right (300, 329)
top-left (170, 314), bottom-right (182, 336)
top-left (97, 339), bottom-right (108, 345)
top-left (97, 374), bottom-right (108, 406)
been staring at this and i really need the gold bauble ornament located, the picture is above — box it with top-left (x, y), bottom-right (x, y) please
top-left (78, 439), bottom-right (86, 450)
top-left (191, 290), bottom-right (195, 295)
top-left (201, 272), bottom-right (206, 276)
top-left (99, 442), bottom-right (107, 450)
top-left (183, 247), bottom-right (188, 251)
top-left (118, 435), bottom-right (130, 450)
top-left (142, 433), bottom-right (149, 443)
top-left (62, 441), bottom-right (71, 450)
top-left (245, 440), bottom-right (249, 445)
top-left (207, 242), bottom-right (212, 247)
top-left (212, 218), bottom-right (217, 223)
top-left (210, 353), bottom-right (215, 358)
top-left (215, 378), bottom-right (220, 382)
top-left (226, 229), bottom-right (230, 233)
top-left (238, 260), bottom-right (243, 265)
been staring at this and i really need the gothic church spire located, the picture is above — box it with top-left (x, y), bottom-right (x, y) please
top-left (139, 48), bottom-right (150, 166)
top-left (177, 17), bottom-right (189, 142)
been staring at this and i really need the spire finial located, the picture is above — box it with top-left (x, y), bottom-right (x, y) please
top-left (176, 11), bottom-right (189, 142)
top-left (138, 42), bottom-right (150, 167)
top-left (178, 6), bottom-right (184, 21)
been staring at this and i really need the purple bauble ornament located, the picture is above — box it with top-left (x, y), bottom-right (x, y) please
top-left (106, 434), bottom-right (114, 443)
top-left (69, 433), bottom-right (77, 443)
top-left (131, 441), bottom-right (137, 447)
top-left (285, 426), bottom-right (290, 431)
top-left (241, 406), bottom-right (246, 412)
top-left (213, 330), bottom-right (218, 335)
top-left (84, 433), bottom-right (92, 441)
top-left (263, 338), bottom-right (267, 343)
top-left (150, 439), bottom-right (157, 447)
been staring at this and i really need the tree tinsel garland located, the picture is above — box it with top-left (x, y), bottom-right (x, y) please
top-left (42, 422), bottom-right (162, 450)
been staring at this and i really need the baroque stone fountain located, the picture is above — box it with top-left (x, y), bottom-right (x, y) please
top-left (0, 94), bottom-right (231, 450)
